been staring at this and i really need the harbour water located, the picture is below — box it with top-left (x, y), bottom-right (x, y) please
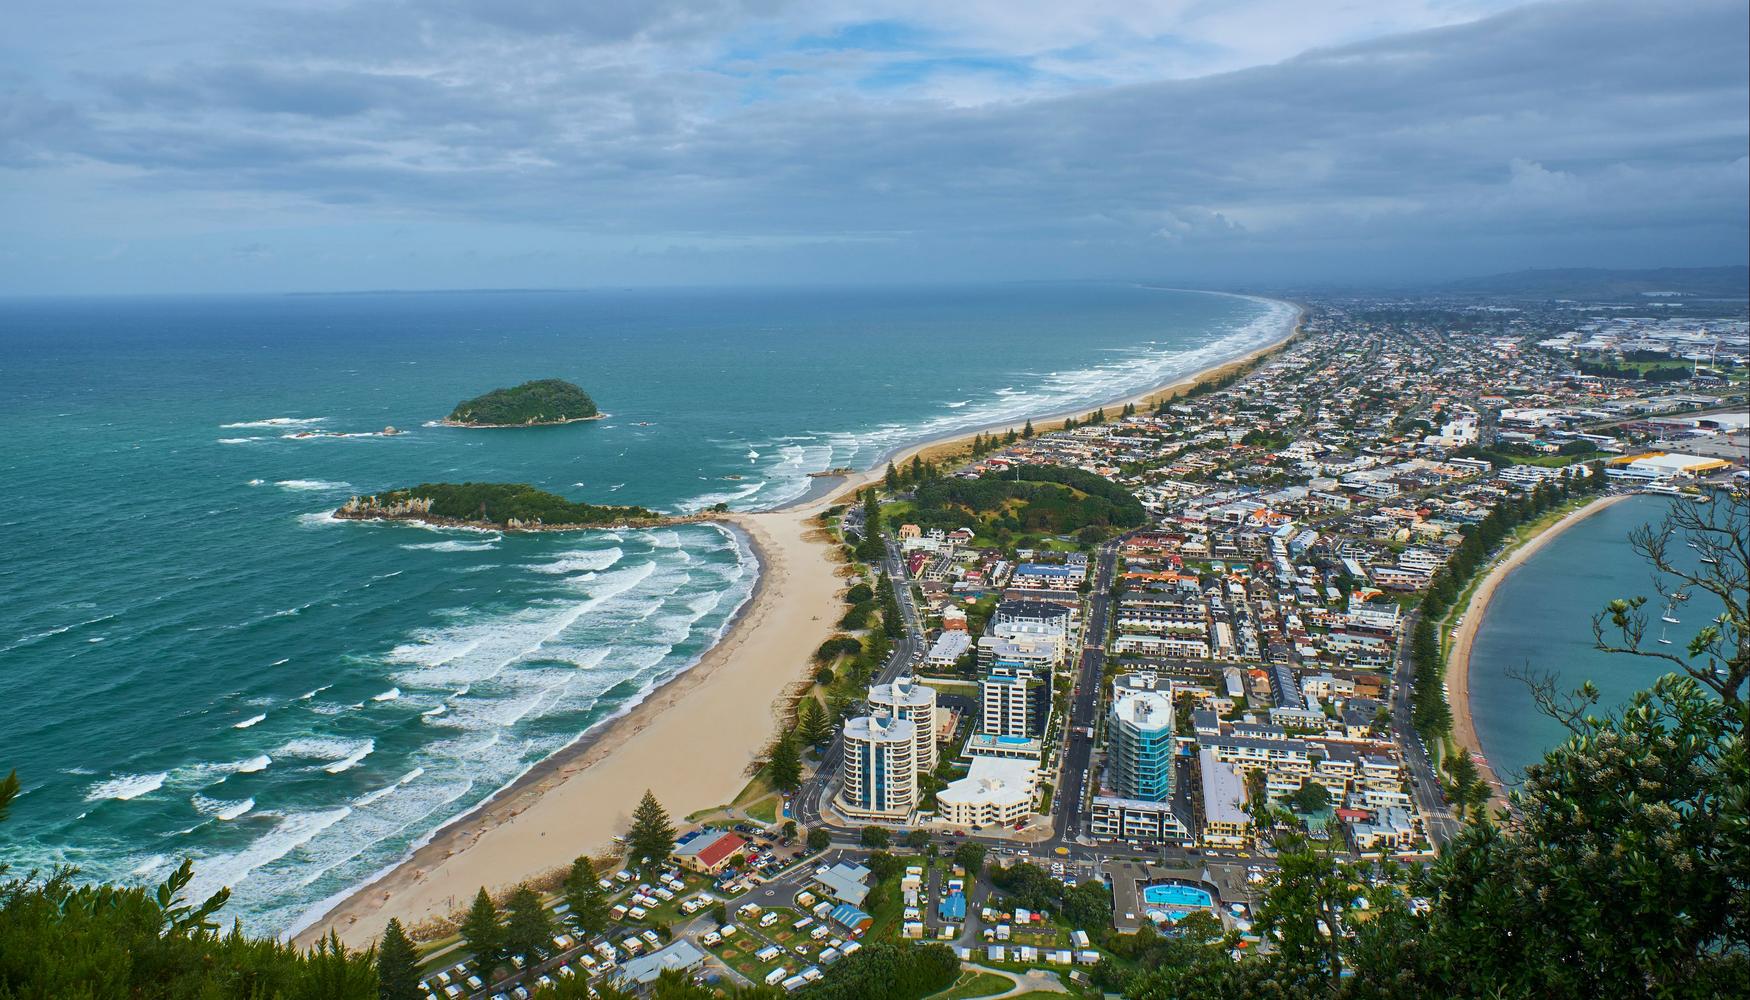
top-left (0, 284), bottom-right (1295, 933)
top-left (1467, 494), bottom-right (1718, 782)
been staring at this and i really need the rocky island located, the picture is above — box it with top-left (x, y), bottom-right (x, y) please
top-left (440, 379), bottom-right (600, 427)
top-left (335, 482), bottom-right (673, 531)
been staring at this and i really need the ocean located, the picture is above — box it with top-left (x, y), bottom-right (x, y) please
top-left (0, 284), bottom-right (1295, 934)
top-left (1467, 494), bottom-right (1720, 783)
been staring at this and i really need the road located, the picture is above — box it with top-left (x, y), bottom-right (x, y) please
top-left (1389, 610), bottom-right (1459, 846)
top-left (1051, 538), bottom-right (1119, 845)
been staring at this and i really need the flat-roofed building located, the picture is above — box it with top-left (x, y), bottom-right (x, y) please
top-left (936, 757), bottom-right (1037, 829)
top-left (1199, 748), bottom-right (1251, 848)
top-left (836, 716), bottom-right (917, 822)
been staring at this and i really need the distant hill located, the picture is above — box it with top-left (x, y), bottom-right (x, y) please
top-left (1437, 266), bottom-right (1748, 300)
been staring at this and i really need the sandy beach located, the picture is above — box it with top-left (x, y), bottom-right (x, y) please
top-left (293, 506), bottom-right (845, 949)
top-left (1446, 492), bottom-right (1633, 802)
top-left (816, 307), bottom-right (1304, 506)
top-left (293, 302), bottom-right (1302, 949)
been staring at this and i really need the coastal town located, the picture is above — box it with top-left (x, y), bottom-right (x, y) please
top-left (378, 296), bottom-right (1746, 999)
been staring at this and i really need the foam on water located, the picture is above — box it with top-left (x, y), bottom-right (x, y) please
top-left (400, 539), bottom-right (499, 553)
top-left (322, 740), bottom-right (375, 775)
top-left (221, 417), bottom-right (327, 428)
top-left (234, 714), bottom-right (267, 729)
top-left (86, 772), bottom-right (168, 802)
top-left (276, 480), bottom-right (351, 492)
top-left (528, 547), bottom-right (624, 575)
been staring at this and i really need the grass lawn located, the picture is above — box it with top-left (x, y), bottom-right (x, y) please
top-left (931, 970), bottom-right (1014, 999)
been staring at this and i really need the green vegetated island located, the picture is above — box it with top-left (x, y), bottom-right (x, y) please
top-left (442, 379), bottom-right (601, 427)
top-left (335, 482), bottom-right (678, 531)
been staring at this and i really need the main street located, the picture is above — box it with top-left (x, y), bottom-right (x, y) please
top-left (1389, 610), bottom-right (1460, 846)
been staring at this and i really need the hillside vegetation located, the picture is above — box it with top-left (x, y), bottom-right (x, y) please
top-left (353, 483), bottom-right (655, 527)
top-left (906, 463), bottom-right (1147, 541)
top-left (446, 379), bottom-right (599, 425)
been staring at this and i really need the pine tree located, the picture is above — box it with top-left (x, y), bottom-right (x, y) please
top-left (562, 856), bottom-right (610, 937)
top-left (627, 790), bottom-right (676, 875)
top-left (503, 884), bottom-right (551, 967)
top-left (377, 917), bottom-right (420, 1000)
top-left (884, 462), bottom-right (899, 491)
top-left (460, 887), bottom-right (506, 979)
top-left (909, 455), bottom-right (924, 483)
top-left (1021, 420), bottom-right (1033, 438)
top-left (768, 728), bottom-right (802, 794)
top-left (797, 697), bottom-right (832, 747)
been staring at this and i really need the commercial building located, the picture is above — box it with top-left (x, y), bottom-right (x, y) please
top-left (1107, 680), bottom-right (1176, 802)
top-left (868, 676), bottom-right (939, 772)
top-left (935, 757), bottom-right (1038, 829)
top-left (672, 828), bottom-right (748, 875)
top-left (835, 716), bottom-right (918, 821)
top-left (978, 662), bottom-right (1050, 745)
top-left (1198, 748), bottom-right (1251, 848)
top-left (615, 940), bottom-right (706, 988)
top-left (1092, 674), bottom-right (1189, 844)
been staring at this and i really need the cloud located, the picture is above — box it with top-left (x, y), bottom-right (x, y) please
top-left (0, 0), bottom-right (1743, 291)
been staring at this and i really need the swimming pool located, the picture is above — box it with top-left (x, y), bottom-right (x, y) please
top-left (1142, 884), bottom-right (1214, 908)
top-left (1141, 882), bottom-right (1215, 922)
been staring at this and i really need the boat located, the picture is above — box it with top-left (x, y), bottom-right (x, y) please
top-left (1661, 595), bottom-right (1681, 625)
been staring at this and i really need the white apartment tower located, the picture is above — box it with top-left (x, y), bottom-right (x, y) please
top-left (835, 715), bottom-right (918, 821)
top-left (868, 676), bottom-right (938, 772)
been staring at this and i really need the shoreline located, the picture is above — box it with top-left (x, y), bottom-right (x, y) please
top-left (292, 507), bottom-right (845, 948)
top-left (1446, 492), bottom-right (1635, 802)
top-left (292, 295), bottom-right (1301, 948)
top-left (433, 413), bottom-right (607, 429)
top-left (789, 302), bottom-right (1304, 509)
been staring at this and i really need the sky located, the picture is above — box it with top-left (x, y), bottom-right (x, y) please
top-left (2, 0), bottom-right (1745, 294)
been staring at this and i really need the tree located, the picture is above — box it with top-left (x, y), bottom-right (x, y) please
top-left (864, 851), bottom-right (902, 884)
top-left (504, 884), bottom-right (552, 968)
top-left (952, 841), bottom-right (987, 877)
top-left (1289, 779), bottom-right (1331, 814)
top-left (903, 829), bottom-right (931, 850)
top-left (461, 887), bottom-right (507, 979)
top-left (562, 856), bottom-right (610, 937)
top-left (1443, 751), bottom-right (1480, 820)
top-left (860, 825), bottom-right (891, 848)
top-left (767, 728), bottom-right (802, 794)
top-left (1062, 880), bottom-right (1112, 931)
top-left (1593, 490), bottom-right (1749, 707)
top-left (627, 790), bottom-right (676, 875)
top-left (377, 917), bottom-right (421, 1000)
top-left (797, 697), bottom-right (833, 747)
top-left (1022, 419), bottom-right (1034, 438)
top-left (806, 827), bottom-right (832, 852)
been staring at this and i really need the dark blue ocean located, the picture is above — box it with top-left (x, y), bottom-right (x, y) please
top-left (0, 284), bottom-right (1293, 933)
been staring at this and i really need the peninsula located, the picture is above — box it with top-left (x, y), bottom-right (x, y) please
top-left (441, 379), bottom-right (600, 427)
top-left (335, 482), bottom-right (662, 531)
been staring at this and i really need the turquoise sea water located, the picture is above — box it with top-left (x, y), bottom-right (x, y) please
top-left (0, 285), bottom-right (1294, 934)
top-left (1467, 494), bottom-right (1720, 782)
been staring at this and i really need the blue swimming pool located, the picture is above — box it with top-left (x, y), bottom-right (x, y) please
top-left (1142, 884), bottom-right (1214, 908)
top-left (1142, 882), bottom-right (1216, 922)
